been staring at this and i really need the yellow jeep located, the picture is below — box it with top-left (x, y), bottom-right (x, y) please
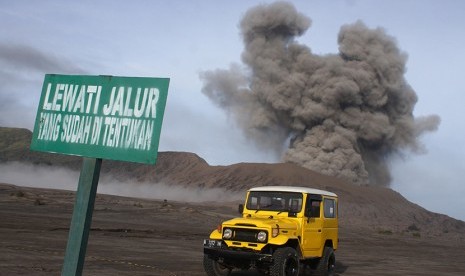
top-left (203, 186), bottom-right (338, 276)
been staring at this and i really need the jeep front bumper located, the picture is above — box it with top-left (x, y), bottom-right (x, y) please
top-left (203, 239), bottom-right (272, 263)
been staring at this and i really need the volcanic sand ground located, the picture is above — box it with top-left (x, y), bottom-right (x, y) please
top-left (1, 183), bottom-right (465, 276)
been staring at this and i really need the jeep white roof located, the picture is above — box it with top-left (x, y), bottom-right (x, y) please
top-left (248, 186), bottom-right (337, 197)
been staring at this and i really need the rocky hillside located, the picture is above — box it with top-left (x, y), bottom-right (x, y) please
top-left (1, 127), bottom-right (464, 237)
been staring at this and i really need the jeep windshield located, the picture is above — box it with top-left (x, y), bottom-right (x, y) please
top-left (246, 191), bottom-right (303, 213)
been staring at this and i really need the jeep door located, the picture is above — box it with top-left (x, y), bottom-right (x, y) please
top-left (302, 194), bottom-right (323, 257)
top-left (322, 196), bottom-right (338, 250)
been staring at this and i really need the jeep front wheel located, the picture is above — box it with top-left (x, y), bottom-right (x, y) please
top-left (270, 247), bottom-right (299, 276)
top-left (313, 246), bottom-right (335, 276)
top-left (203, 255), bottom-right (232, 276)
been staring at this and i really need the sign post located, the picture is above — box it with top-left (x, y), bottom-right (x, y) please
top-left (31, 74), bottom-right (169, 276)
top-left (62, 158), bottom-right (101, 275)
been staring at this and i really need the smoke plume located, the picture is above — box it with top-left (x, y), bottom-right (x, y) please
top-left (200, 2), bottom-right (440, 186)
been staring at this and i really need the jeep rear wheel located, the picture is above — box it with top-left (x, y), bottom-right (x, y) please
top-left (270, 247), bottom-right (299, 276)
top-left (313, 246), bottom-right (335, 276)
top-left (203, 255), bottom-right (232, 276)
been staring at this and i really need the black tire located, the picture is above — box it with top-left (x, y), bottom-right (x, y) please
top-left (203, 254), bottom-right (232, 276)
top-left (270, 247), bottom-right (300, 276)
top-left (313, 247), bottom-right (335, 276)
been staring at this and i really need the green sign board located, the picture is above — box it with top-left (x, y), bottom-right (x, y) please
top-left (31, 74), bottom-right (169, 164)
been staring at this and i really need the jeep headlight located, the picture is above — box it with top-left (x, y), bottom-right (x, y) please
top-left (223, 228), bottom-right (233, 239)
top-left (257, 231), bottom-right (267, 242)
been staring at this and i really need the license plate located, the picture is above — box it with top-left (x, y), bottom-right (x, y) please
top-left (204, 239), bottom-right (222, 248)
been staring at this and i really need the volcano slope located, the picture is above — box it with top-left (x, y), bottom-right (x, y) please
top-left (1, 127), bottom-right (465, 275)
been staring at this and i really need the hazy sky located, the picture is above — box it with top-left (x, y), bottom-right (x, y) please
top-left (1, 0), bottom-right (464, 220)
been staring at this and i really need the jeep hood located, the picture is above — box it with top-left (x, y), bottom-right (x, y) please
top-left (222, 216), bottom-right (297, 230)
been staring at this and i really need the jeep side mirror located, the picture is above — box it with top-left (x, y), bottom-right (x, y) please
top-left (238, 204), bottom-right (244, 214)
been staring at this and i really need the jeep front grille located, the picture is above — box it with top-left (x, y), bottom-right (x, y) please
top-left (225, 228), bottom-right (268, 243)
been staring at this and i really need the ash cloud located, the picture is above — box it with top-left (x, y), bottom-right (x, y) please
top-left (0, 43), bottom-right (85, 129)
top-left (200, 2), bottom-right (440, 186)
top-left (0, 43), bottom-right (84, 74)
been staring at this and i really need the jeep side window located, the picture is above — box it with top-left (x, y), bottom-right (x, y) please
top-left (310, 201), bottom-right (321, 218)
top-left (323, 198), bottom-right (336, 218)
top-left (305, 196), bottom-right (321, 218)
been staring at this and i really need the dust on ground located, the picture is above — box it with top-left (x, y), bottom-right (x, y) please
top-left (1, 183), bottom-right (465, 275)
